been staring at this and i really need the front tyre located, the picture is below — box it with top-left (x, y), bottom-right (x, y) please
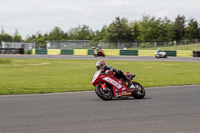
top-left (95, 84), bottom-right (112, 100)
top-left (132, 81), bottom-right (145, 99)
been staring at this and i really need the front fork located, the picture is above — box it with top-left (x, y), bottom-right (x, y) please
top-left (100, 83), bottom-right (106, 90)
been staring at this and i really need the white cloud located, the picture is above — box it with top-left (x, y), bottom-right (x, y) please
top-left (1, 0), bottom-right (200, 39)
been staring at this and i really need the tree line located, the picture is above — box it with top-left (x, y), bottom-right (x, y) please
top-left (1, 15), bottom-right (200, 47)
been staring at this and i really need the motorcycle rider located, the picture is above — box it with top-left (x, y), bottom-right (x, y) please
top-left (95, 60), bottom-right (132, 87)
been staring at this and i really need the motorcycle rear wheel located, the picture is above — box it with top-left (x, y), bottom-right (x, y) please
top-left (132, 81), bottom-right (146, 99)
top-left (95, 85), bottom-right (112, 100)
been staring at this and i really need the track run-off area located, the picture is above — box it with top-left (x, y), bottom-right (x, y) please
top-left (0, 54), bottom-right (200, 133)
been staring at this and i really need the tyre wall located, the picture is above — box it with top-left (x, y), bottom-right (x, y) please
top-left (193, 51), bottom-right (200, 57)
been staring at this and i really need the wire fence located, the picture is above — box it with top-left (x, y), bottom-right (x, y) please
top-left (89, 39), bottom-right (200, 51)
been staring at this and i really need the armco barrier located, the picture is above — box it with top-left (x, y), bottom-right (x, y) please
top-left (177, 50), bottom-right (193, 57)
top-left (74, 49), bottom-right (88, 55)
top-left (102, 49), bottom-right (120, 56)
top-left (120, 50), bottom-right (138, 56)
top-left (47, 49), bottom-right (61, 55)
top-left (61, 49), bottom-right (73, 55)
top-left (138, 50), bottom-right (156, 56)
top-left (164, 50), bottom-right (176, 57)
top-left (193, 51), bottom-right (200, 57)
top-left (35, 49), bottom-right (47, 54)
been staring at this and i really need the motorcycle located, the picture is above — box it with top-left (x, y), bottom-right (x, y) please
top-left (155, 50), bottom-right (167, 58)
top-left (94, 50), bottom-right (106, 57)
top-left (92, 69), bottom-right (145, 100)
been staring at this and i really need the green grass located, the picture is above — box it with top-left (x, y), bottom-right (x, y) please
top-left (0, 58), bottom-right (200, 95)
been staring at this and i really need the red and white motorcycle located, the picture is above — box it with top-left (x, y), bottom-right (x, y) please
top-left (92, 69), bottom-right (146, 100)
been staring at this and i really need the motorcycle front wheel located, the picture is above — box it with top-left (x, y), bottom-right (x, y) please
top-left (132, 81), bottom-right (146, 99)
top-left (95, 84), bottom-right (112, 100)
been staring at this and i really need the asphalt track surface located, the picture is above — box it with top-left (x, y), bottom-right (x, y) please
top-left (0, 85), bottom-right (200, 133)
top-left (0, 54), bottom-right (200, 133)
top-left (0, 54), bottom-right (200, 62)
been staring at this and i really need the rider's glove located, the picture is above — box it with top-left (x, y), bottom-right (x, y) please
top-left (111, 68), bottom-right (117, 73)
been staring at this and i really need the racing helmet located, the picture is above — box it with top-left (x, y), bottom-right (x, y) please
top-left (96, 60), bottom-right (105, 70)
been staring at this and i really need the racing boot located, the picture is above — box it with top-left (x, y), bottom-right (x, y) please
top-left (127, 78), bottom-right (132, 88)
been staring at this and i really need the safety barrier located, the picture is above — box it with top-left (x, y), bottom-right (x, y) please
top-left (138, 50), bottom-right (156, 56)
top-left (61, 49), bottom-right (74, 55)
top-left (102, 49), bottom-right (120, 56)
top-left (88, 49), bottom-right (94, 55)
top-left (164, 50), bottom-right (176, 57)
top-left (29, 49), bottom-right (200, 57)
top-left (120, 50), bottom-right (138, 56)
top-left (176, 50), bottom-right (193, 57)
top-left (32, 49), bottom-right (35, 55)
top-left (193, 51), bottom-right (200, 57)
top-left (47, 49), bottom-right (61, 55)
top-left (35, 49), bottom-right (47, 54)
top-left (74, 49), bottom-right (88, 55)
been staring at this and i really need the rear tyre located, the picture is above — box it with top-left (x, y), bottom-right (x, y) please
top-left (132, 81), bottom-right (145, 99)
top-left (95, 84), bottom-right (112, 100)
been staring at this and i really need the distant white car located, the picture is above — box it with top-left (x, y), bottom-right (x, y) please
top-left (155, 49), bottom-right (167, 58)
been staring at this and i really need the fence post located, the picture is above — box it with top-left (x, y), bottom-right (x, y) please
top-left (174, 40), bottom-right (177, 50)
top-left (195, 39), bottom-right (199, 51)
top-left (135, 40), bottom-right (137, 49)
top-left (117, 40), bottom-right (120, 49)
top-left (154, 41), bottom-right (157, 49)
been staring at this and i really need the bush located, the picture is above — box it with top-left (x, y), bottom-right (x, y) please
top-left (167, 41), bottom-right (174, 46)
top-left (24, 50), bottom-right (32, 54)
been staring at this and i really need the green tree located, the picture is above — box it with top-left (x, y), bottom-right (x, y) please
top-left (13, 29), bottom-right (23, 42)
top-left (137, 15), bottom-right (164, 41)
top-left (107, 16), bottom-right (134, 42)
top-left (162, 17), bottom-right (175, 41)
top-left (49, 26), bottom-right (66, 40)
top-left (92, 25), bottom-right (108, 42)
top-left (129, 21), bottom-right (140, 41)
top-left (137, 15), bottom-right (175, 41)
top-left (185, 19), bottom-right (199, 39)
top-left (173, 15), bottom-right (186, 41)
top-left (0, 33), bottom-right (12, 42)
top-left (68, 25), bottom-right (93, 40)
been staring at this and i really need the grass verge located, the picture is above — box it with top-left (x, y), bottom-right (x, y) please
top-left (0, 58), bottom-right (200, 95)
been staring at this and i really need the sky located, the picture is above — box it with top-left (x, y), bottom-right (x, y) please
top-left (1, 0), bottom-right (200, 39)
